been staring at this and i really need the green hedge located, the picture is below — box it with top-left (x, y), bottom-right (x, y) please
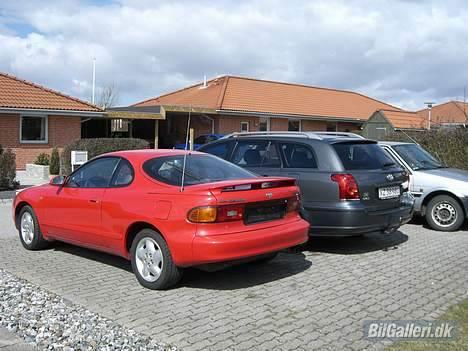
top-left (34, 153), bottom-right (50, 166)
top-left (49, 148), bottom-right (60, 175)
top-left (387, 129), bottom-right (468, 170)
top-left (0, 145), bottom-right (17, 189)
top-left (61, 138), bottom-right (150, 175)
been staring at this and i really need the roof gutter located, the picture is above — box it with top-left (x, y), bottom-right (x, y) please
top-left (0, 107), bottom-right (105, 118)
top-left (217, 109), bottom-right (365, 123)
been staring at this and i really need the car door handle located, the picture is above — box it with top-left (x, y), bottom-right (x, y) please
top-left (89, 199), bottom-right (100, 203)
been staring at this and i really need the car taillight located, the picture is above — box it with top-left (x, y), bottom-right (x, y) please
top-left (287, 194), bottom-right (300, 212)
top-left (187, 206), bottom-right (217, 223)
top-left (187, 205), bottom-right (244, 223)
top-left (217, 204), bottom-right (244, 222)
top-left (331, 174), bottom-right (360, 200)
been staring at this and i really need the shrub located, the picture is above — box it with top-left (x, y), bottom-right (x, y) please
top-left (49, 148), bottom-right (60, 175)
top-left (34, 153), bottom-right (50, 166)
top-left (0, 146), bottom-right (17, 189)
top-left (61, 138), bottom-right (150, 175)
top-left (387, 128), bottom-right (468, 170)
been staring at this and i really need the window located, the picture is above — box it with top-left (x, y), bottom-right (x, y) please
top-left (111, 119), bottom-right (129, 132)
top-left (240, 121), bottom-right (249, 132)
top-left (200, 142), bottom-right (231, 159)
top-left (259, 117), bottom-right (270, 131)
top-left (280, 143), bottom-right (317, 168)
top-left (326, 123), bottom-right (337, 132)
top-left (110, 159), bottom-right (134, 187)
top-left (288, 119), bottom-right (301, 131)
top-left (20, 116), bottom-right (48, 143)
top-left (392, 144), bottom-right (443, 171)
top-left (231, 141), bottom-right (281, 168)
top-left (143, 154), bottom-right (255, 186)
top-left (375, 127), bottom-right (388, 140)
top-left (332, 142), bottom-right (396, 170)
top-left (67, 157), bottom-right (120, 188)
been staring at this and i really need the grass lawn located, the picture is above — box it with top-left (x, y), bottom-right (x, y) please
top-left (388, 299), bottom-right (467, 350)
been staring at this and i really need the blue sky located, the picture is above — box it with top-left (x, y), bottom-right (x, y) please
top-left (1, 0), bottom-right (468, 109)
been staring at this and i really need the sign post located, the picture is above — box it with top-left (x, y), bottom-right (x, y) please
top-left (71, 151), bottom-right (88, 172)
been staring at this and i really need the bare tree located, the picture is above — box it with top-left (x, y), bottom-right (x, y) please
top-left (97, 83), bottom-right (120, 109)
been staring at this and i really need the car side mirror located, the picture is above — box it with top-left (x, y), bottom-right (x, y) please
top-left (50, 175), bottom-right (66, 186)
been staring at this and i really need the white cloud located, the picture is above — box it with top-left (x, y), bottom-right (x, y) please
top-left (1, 0), bottom-right (468, 109)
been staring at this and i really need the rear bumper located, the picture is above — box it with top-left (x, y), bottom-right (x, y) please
top-left (190, 219), bottom-right (309, 266)
top-left (305, 194), bottom-right (415, 237)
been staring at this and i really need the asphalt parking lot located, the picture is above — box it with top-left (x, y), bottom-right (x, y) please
top-left (0, 201), bottom-right (467, 350)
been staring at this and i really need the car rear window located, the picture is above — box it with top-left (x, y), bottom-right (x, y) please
top-left (143, 154), bottom-right (256, 186)
top-left (332, 142), bottom-right (396, 170)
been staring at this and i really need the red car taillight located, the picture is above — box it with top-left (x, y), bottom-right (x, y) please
top-left (287, 194), bottom-right (301, 212)
top-left (188, 204), bottom-right (244, 223)
top-left (331, 174), bottom-right (360, 200)
top-left (217, 204), bottom-right (244, 222)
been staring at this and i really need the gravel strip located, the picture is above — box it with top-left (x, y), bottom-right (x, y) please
top-left (0, 269), bottom-right (178, 350)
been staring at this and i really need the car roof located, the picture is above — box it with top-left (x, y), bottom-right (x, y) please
top-left (102, 149), bottom-right (206, 162)
top-left (222, 134), bottom-right (373, 144)
top-left (221, 131), bottom-right (371, 142)
top-left (197, 133), bottom-right (224, 137)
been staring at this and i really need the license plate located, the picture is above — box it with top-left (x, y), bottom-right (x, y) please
top-left (378, 186), bottom-right (400, 199)
top-left (245, 201), bottom-right (286, 225)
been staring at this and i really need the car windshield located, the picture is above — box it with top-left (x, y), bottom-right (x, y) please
top-left (392, 144), bottom-right (444, 170)
top-left (143, 154), bottom-right (256, 186)
top-left (332, 142), bottom-right (397, 170)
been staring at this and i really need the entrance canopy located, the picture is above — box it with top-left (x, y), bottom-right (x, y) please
top-left (105, 105), bottom-right (166, 120)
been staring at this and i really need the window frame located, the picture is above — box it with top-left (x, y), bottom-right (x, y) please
top-left (279, 142), bottom-right (318, 169)
top-left (65, 156), bottom-right (121, 189)
top-left (259, 117), bottom-right (270, 131)
top-left (288, 119), bottom-right (302, 132)
top-left (142, 154), bottom-right (256, 187)
top-left (240, 121), bottom-right (249, 132)
top-left (200, 140), bottom-right (234, 160)
top-left (231, 140), bottom-right (282, 168)
top-left (20, 115), bottom-right (48, 144)
top-left (109, 157), bottom-right (135, 188)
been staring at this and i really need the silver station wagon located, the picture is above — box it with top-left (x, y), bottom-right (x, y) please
top-left (380, 141), bottom-right (468, 231)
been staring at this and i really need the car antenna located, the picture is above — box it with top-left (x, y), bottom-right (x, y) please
top-left (180, 105), bottom-right (192, 192)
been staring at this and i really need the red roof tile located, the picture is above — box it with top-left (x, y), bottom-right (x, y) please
top-left (134, 75), bottom-right (402, 120)
top-left (417, 101), bottom-right (468, 125)
top-left (379, 109), bottom-right (426, 129)
top-left (0, 72), bottom-right (102, 112)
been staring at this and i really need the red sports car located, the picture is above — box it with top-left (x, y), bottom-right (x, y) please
top-left (13, 150), bottom-right (309, 289)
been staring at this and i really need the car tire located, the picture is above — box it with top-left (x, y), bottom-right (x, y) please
top-left (425, 195), bottom-right (464, 232)
top-left (18, 205), bottom-right (48, 250)
top-left (130, 229), bottom-right (182, 290)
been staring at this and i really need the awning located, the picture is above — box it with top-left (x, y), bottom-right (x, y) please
top-left (105, 106), bottom-right (166, 120)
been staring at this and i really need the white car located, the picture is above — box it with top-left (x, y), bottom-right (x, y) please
top-left (379, 141), bottom-right (468, 231)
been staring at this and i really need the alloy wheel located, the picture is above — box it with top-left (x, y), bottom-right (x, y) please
top-left (135, 237), bottom-right (164, 282)
top-left (20, 212), bottom-right (35, 245)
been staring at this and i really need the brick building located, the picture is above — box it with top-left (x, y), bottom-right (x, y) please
top-left (417, 101), bottom-right (468, 128)
top-left (123, 75), bottom-right (405, 147)
top-left (0, 72), bottom-right (104, 169)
